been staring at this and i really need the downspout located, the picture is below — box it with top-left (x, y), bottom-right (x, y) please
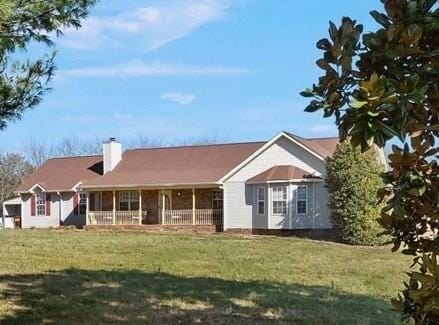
top-left (1, 202), bottom-right (5, 230)
top-left (312, 183), bottom-right (315, 229)
top-left (57, 192), bottom-right (62, 226)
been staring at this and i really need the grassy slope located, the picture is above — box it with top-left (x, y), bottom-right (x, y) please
top-left (0, 230), bottom-right (410, 324)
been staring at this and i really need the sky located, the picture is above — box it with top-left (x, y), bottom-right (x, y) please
top-left (0, 0), bottom-right (381, 151)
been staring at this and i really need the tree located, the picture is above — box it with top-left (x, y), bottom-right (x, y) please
top-left (0, 0), bottom-right (97, 129)
top-left (326, 141), bottom-right (385, 245)
top-left (301, 0), bottom-right (438, 323)
top-left (0, 151), bottom-right (33, 202)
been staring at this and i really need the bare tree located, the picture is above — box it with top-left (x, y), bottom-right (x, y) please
top-left (23, 138), bottom-right (54, 168)
top-left (0, 152), bottom-right (33, 204)
top-left (22, 133), bottom-right (228, 168)
top-left (124, 135), bottom-right (165, 150)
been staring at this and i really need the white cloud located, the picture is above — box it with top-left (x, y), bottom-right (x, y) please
top-left (62, 0), bottom-right (232, 51)
top-left (161, 92), bottom-right (196, 106)
top-left (113, 111), bottom-right (133, 121)
top-left (61, 60), bottom-right (249, 78)
top-left (61, 114), bottom-right (97, 123)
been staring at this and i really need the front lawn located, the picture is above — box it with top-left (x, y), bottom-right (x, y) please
top-left (0, 230), bottom-right (410, 324)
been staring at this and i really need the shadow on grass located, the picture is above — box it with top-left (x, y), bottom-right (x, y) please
top-left (0, 269), bottom-right (397, 324)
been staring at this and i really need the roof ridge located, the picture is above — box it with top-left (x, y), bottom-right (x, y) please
top-left (48, 154), bottom-right (103, 160)
top-left (305, 136), bottom-right (339, 140)
top-left (284, 131), bottom-right (338, 141)
top-left (125, 141), bottom-right (266, 152)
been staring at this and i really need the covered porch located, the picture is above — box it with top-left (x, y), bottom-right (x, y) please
top-left (85, 187), bottom-right (223, 226)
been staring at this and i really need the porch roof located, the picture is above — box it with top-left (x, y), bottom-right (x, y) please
top-left (247, 165), bottom-right (321, 183)
top-left (82, 142), bottom-right (265, 188)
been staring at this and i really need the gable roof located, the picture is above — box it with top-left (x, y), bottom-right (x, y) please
top-left (16, 132), bottom-right (339, 191)
top-left (83, 142), bottom-right (265, 188)
top-left (219, 132), bottom-right (339, 182)
top-left (16, 155), bottom-right (103, 192)
top-left (247, 165), bottom-right (321, 183)
top-left (285, 132), bottom-right (338, 159)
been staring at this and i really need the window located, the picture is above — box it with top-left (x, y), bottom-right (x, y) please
top-left (256, 187), bottom-right (265, 215)
top-left (79, 193), bottom-right (87, 215)
top-left (36, 194), bottom-right (46, 216)
top-left (119, 191), bottom-right (139, 211)
top-left (272, 186), bottom-right (287, 215)
top-left (212, 189), bottom-right (223, 209)
top-left (296, 185), bottom-right (308, 214)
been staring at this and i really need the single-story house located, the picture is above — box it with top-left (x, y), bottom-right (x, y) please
top-left (13, 131), bottom-right (372, 232)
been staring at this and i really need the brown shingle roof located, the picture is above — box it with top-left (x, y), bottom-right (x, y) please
top-left (285, 132), bottom-right (338, 158)
top-left (84, 142), bottom-right (265, 188)
top-left (247, 165), bottom-right (321, 183)
top-left (16, 133), bottom-right (339, 192)
top-left (16, 156), bottom-right (103, 192)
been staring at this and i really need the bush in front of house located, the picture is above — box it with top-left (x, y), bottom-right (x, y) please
top-left (325, 141), bottom-right (385, 245)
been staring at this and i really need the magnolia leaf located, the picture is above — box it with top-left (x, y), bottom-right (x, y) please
top-left (300, 89), bottom-right (315, 98)
top-left (350, 99), bottom-right (368, 108)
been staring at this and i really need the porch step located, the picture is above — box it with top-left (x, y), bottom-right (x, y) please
top-left (84, 224), bottom-right (223, 234)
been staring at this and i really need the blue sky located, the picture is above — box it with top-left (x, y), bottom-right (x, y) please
top-left (0, 0), bottom-right (380, 151)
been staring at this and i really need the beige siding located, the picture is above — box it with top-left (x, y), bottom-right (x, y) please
top-left (21, 193), bottom-right (60, 228)
top-left (227, 136), bottom-right (325, 182)
top-left (224, 136), bottom-right (331, 230)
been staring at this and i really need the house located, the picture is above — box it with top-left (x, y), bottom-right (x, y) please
top-left (14, 131), bottom-right (343, 232)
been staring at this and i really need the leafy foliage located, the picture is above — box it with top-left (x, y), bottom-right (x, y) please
top-left (302, 0), bottom-right (438, 323)
top-left (0, 0), bottom-right (97, 129)
top-left (326, 141), bottom-right (385, 245)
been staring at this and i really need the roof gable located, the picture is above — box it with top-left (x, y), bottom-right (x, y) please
top-left (219, 132), bottom-right (338, 182)
top-left (16, 156), bottom-right (103, 193)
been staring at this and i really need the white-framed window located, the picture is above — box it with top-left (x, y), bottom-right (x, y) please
top-left (272, 186), bottom-right (288, 215)
top-left (256, 187), bottom-right (265, 215)
top-left (36, 194), bottom-right (46, 216)
top-left (212, 189), bottom-right (223, 209)
top-left (119, 191), bottom-right (139, 211)
top-left (296, 185), bottom-right (308, 215)
top-left (79, 193), bottom-right (87, 215)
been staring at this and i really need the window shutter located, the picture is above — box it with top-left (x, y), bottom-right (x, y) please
top-left (31, 195), bottom-right (36, 216)
top-left (46, 194), bottom-right (51, 216)
top-left (73, 194), bottom-right (79, 216)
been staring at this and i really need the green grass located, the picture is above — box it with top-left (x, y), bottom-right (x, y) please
top-left (0, 230), bottom-right (410, 324)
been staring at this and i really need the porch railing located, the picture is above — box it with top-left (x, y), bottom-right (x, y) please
top-left (163, 209), bottom-right (223, 225)
top-left (88, 211), bottom-right (147, 225)
top-left (88, 209), bottom-right (223, 226)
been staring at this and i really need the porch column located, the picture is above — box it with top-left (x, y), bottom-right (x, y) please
top-left (85, 192), bottom-right (90, 226)
top-left (112, 190), bottom-right (116, 225)
top-left (192, 188), bottom-right (196, 225)
top-left (138, 189), bottom-right (142, 225)
top-left (161, 190), bottom-right (165, 225)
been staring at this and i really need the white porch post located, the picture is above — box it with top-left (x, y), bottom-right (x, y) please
top-left (161, 190), bottom-right (165, 225)
top-left (112, 190), bottom-right (116, 225)
top-left (138, 189), bottom-right (142, 225)
top-left (85, 192), bottom-right (90, 226)
top-left (192, 188), bottom-right (196, 225)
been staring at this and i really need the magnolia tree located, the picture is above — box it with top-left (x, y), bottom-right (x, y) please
top-left (301, 0), bottom-right (438, 323)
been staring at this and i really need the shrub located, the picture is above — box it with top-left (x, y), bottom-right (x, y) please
top-left (326, 141), bottom-right (385, 245)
